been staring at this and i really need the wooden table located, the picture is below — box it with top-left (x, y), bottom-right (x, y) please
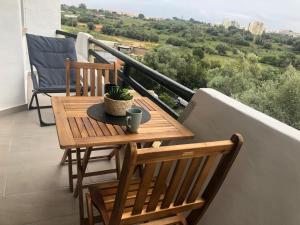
top-left (52, 96), bottom-right (194, 224)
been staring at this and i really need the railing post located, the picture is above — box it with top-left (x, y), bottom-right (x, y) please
top-left (122, 63), bottom-right (131, 88)
top-left (123, 63), bottom-right (131, 76)
top-left (88, 40), bottom-right (95, 63)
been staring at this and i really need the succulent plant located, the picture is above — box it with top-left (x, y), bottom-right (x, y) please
top-left (107, 86), bottom-right (133, 101)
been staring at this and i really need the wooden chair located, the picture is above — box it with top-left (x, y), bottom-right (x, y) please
top-left (86, 134), bottom-right (243, 225)
top-left (63, 59), bottom-right (120, 193)
top-left (65, 59), bottom-right (118, 97)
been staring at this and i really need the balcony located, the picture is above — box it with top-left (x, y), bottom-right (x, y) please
top-left (1, 2), bottom-right (300, 225)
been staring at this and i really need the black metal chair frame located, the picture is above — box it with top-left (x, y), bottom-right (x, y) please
top-left (28, 70), bottom-right (55, 126)
top-left (27, 69), bottom-right (79, 126)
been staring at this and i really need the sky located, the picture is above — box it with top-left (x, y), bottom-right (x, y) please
top-left (62, 0), bottom-right (300, 32)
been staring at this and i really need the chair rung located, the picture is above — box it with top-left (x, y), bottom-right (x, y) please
top-left (70, 146), bottom-right (119, 153)
top-left (72, 169), bottom-right (117, 179)
top-left (66, 155), bottom-right (111, 164)
top-left (28, 105), bottom-right (52, 110)
top-left (141, 215), bottom-right (187, 225)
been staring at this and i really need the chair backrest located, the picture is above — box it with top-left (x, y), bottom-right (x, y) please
top-left (65, 59), bottom-right (117, 96)
top-left (110, 134), bottom-right (243, 225)
top-left (26, 33), bottom-right (77, 88)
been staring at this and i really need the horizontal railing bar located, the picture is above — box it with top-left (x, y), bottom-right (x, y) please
top-left (88, 38), bottom-right (195, 101)
top-left (118, 70), bottom-right (179, 119)
top-left (56, 30), bottom-right (77, 39)
top-left (89, 49), bottom-right (110, 64)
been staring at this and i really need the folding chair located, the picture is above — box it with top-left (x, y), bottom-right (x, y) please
top-left (26, 33), bottom-right (77, 126)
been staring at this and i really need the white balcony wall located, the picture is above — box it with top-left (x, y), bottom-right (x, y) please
top-left (22, 0), bottom-right (60, 37)
top-left (22, 0), bottom-right (61, 102)
top-left (0, 0), bottom-right (61, 111)
top-left (0, 1), bottom-right (25, 110)
top-left (177, 88), bottom-right (300, 225)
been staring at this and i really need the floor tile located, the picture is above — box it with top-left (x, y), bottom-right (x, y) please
top-left (10, 135), bottom-right (59, 153)
top-left (0, 189), bottom-right (77, 225)
top-left (25, 214), bottom-right (79, 225)
top-left (0, 109), bottom-right (115, 224)
top-left (5, 163), bottom-right (69, 196)
top-left (0, 174), bottom-right (6, 197)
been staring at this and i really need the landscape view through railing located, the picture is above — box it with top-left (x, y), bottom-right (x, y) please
top-left (61, 3), bottom-right (300, 130)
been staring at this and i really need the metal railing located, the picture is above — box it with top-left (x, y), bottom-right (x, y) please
top-left (56, 30), bottom-right (195, 118)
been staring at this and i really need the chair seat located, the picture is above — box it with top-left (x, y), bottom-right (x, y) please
top-left (37, 84), bottom-right (92, 93)
top-left (89, 179), bottom-right (161, 225)
top-left (37, 84), bottom-right (78, 93)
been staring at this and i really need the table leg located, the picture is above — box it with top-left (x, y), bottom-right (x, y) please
top-left (75, 147), bottom-right (92, 225)
top-left (67, 149), bottom-right (73, 192)
top-left (74, 147), bottom-right (92, 197)
top-left (75, 148), bottom-right (84, 225)
top-left (60, 149), bottom-right (68, 166)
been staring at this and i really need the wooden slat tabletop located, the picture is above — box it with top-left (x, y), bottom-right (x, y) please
top-left (52, 96), bottom-right (194, 149)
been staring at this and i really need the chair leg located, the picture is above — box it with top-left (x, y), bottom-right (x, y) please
top-left (31, 91), bottom-right (55, 127)
top-left (86, 193), bottom-right (94, 225)
top-left (115, 148), bottom-right (121, 178)
top-left (108, 148), bottom-right (116, 160)
top-left (67, 149), bottom-right (73, 192)
top-left (28, 91), bottom-right (36, 110)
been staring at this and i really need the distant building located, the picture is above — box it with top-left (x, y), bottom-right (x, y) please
top-left (277, 30), bottom-right (300, 37)
top-left (95, 40), bottom-right (119, 49)
top-left (120, 12), bottom-right (137, 18)
top-left (118, 45), bottom-right (132, 54)
top-left (64, 14), bottom-right (78, 19)
top-left (94, 14), bottom-right (105, 19)
top-left (248, 21), bottom-right (265, 35)
top-left (223, 19), bottom-right (240, 29)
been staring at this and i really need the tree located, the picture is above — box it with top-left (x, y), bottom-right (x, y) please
top-left (215, 44), bottom-right (229, 56)
top-left (244, 31), bottom-right (254, 41)
top-left (293, 41), bottom-right (300, 52)
top-left (166, 37), bottom-right (189, 47)
top-left (259, 55), bottom-right (277, 66)
top-left (78, 15), bottom-right (94, 23)
top-left (159, 93), bottom-right (176, 108)
top-left (263, 42), bottom-right (272, 49)
top-left (87, 22), bottom-right (95, 31)
top-left (138, 13), bottom-right (145, 19)
top-left (205, 54), bottom-right (300, 130)
top-left (61, 16), bottom-right (67, 25)
top-left (102, 25), bottom-right (116, 35)
top-left (189, 18), bottom-right (196, 23)
top-left (78, 3), bottom-right (87, 9)
top-left (193, 47), bottom-right (204, 59)
top-left (143, 46), bottom-right (207, 89)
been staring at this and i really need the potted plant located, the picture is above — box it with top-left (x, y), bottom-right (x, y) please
top-left (104, 86), bottom-right (134, 116)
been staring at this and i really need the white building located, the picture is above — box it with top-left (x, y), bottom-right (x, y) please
top-left (223, 19), bottom-right (240, 29)
top-left (248, 21), bottom-right (266, 35)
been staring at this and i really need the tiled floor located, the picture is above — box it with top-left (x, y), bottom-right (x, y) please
top-left (0, 104), bottom-right (117, 224)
